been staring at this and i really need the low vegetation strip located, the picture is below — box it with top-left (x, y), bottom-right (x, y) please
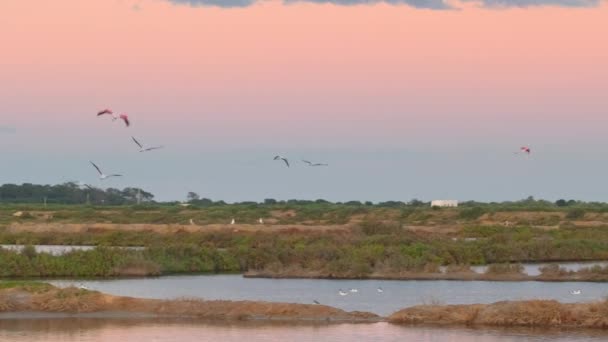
top-left (2, 224), bottom-right (608, 279)
top-left (0, 283), bottom-right (379, 322)
top-left (389, 300), bottom-right (608, 329)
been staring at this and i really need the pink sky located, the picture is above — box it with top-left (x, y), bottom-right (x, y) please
top-left (2, 1), bottom-right (607, 145)
top-left (1, 0), bottom-right (608, 201)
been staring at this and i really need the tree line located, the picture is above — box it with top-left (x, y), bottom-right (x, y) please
top-left (0, 182), bottom-right (154, 205)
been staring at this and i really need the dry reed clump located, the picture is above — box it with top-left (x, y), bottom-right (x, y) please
top-left (0, 292), bottom-right (19, 312)
top-left (538, 264), bottom-right (573, 277)
top-left (445, 264), bottom-right (473, 273)
top-left (30, 287), bottom-right (102, 313)
top-left (475, 300), bottom-right (564, 326)
top-left (389, 304), bottom-right (482, 325)
top-left (485, 263), bottom-right (525, 275)
top-left (390, 299), bottom-right (608, 329)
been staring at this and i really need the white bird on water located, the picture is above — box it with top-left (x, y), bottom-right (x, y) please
top-left (132, 137), bottom-right (163, 153)
top-left (349, 288), bottom-right (358, 293)
top-left (302, 160), bottom-right (328, 167)
top-left (338, 289), bottom-right (348, 296)
top-left (377, 287), bottom-right (384, 293)
top-left (570, 289), bottom-right (582, 295)
top-left (273, 155), bottom-right (290, 167)
top-left (77, 283), bottom-right (89, 290)
top-left (90, 161), bottom-right (122, 180)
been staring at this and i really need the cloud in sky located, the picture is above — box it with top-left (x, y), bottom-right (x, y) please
top-left (468, 0), bottom-right (600, 7)
top-left (169, 0), bottom-right (453, 9)
top-left (283, 0), bottom-right (452, 9)
top-left (168, 0), bottom-right (258, 7)
top-left (167, 0), bottom-right (602, 9)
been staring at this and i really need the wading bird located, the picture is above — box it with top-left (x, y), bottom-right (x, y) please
top-left (90, 161), bottom-right (122, 180)
top-left (273, 155), bottom-right (290, 167)
top-left (132, 137), bottom-right (163, 152)
top-left (313, 300), bottom-right (320, 305)
top-left (302, 160), bottom-right (328, 167)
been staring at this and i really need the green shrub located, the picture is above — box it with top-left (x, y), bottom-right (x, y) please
top-left (566, 208), bottom-right (586, 220)
top-left (458, 207), bottom-right (486, 220)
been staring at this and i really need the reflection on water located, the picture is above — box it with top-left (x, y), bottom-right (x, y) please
top-left (0, 319), bottom-right (606, 342)
top-left (50, 275), bottom-right (608, 316)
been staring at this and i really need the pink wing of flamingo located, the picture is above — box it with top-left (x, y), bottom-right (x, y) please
top-left (119, 114), bottom-right (130, 127)
top-left (97, 109), bottom-right (113, 116)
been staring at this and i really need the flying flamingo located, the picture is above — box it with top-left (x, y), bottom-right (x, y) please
top-left (273, 155), bottom-right (290, 167)
top-left (132, 137), bottom-right (163, 152)
top-left (96, 109), bottom-right (130, 127)
top-left (97, 109), bottom-right (114, 117)
top-left (90, 161), bottom-right (122, 180)
top-left (119, 114), bottom-right (130, 127)
top-left (514, 146), bottom-right (531, 158)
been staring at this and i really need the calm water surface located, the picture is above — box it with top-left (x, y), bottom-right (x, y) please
top-left (0, 319), bottom-right (606, 342)
top-left (50, 275), bottom-right (608, 316)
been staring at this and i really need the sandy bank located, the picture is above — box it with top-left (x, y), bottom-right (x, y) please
top-left (389, 300), bottom-right (608, 329)
top-left (0, 286), bottom-right (379, 323)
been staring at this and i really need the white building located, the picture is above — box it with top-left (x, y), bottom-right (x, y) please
top-left (431, 200), bottom-right (458, 208)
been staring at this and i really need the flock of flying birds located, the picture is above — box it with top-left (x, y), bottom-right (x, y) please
top-left (93, 107), bottom-right (532, 182)
top-left (90, 108), bottom-right (165, 181)
top-left (91, 108), bottom-right (329, 182)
